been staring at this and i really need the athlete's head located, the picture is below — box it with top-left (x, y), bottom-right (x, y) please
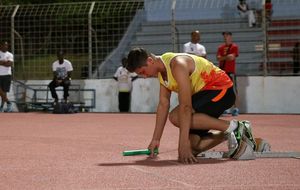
top-left (126, 47), bottom-right (149, 73)
top-left (126, 48), bottom-right (158, 78)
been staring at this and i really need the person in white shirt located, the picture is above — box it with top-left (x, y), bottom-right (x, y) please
top-left (183, 30), bottom-right (207, 58)
top-left (113, 57), bottom-right (138, 112)
top-left (0, 41), bottom-right (14, 112)
top-left (48, 50), bottom-right (73, 103)
top-left (237, 0), bottom-right (256, 27)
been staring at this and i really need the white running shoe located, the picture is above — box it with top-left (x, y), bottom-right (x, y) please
top-left (241, 120), bottom-right (257, 151)
top-left (226, 131), bottom-right (239, 158)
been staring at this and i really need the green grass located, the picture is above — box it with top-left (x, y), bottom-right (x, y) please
top-left (14, 54), bottom-right (90, 80)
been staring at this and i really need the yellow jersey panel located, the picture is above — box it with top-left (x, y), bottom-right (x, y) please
top-left (158, 53), bottom-right (232, 94)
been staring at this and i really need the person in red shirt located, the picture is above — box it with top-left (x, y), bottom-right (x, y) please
top-left (217, 32), bottom-right (239, 116)
top-left (265, 0), bottom-right (273, 22)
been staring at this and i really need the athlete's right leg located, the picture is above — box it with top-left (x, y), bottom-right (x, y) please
top-left (169, 87), bottom-right (245, 156)
top-left (190, 132), bottom-right (226, 156)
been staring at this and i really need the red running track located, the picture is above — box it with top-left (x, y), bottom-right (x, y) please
top-left (0, 113), bottom-right (300, 190)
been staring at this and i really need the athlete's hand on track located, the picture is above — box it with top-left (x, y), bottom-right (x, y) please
top-left (148, 140), bottom-right (160, 158)
top-left (178, 141), bottom-right (198, 164)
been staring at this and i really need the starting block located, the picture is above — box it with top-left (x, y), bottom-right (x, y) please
top-left (197, 151), bottom-right (300, 159)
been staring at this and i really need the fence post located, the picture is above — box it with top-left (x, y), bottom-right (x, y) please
top-left (171, 0), bottom-right (177, 52)
top-left (262, 0), bottom-right (268, 76)
top-left (88, 2), bottom-right (95, 79)
top-left (11, 5), bottom-right (19, 59)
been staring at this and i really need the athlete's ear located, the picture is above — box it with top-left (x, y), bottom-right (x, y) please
top-left (147, 57), bottom-right (155, 65)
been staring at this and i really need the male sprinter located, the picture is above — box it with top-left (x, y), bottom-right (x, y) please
top-left (126, 48), bottom-right (260, 164)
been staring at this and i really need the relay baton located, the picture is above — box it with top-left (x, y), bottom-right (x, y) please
top-left (122, 148), bottom-right (159, 156)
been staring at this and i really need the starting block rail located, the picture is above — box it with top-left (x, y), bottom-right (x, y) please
top-left (197, 151), bottom-right (300, 159)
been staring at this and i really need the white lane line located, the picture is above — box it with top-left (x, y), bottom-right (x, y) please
top-left (127, 165), bottom-right (197, 188)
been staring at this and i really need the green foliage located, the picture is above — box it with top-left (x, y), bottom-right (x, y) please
top-left (14, 54), bottom-right (89, 80)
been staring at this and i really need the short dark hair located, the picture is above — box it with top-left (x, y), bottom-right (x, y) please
top-left (222, 31), bottom-right (232, 36)
top-left (126, 47), bottom-right (149, 72)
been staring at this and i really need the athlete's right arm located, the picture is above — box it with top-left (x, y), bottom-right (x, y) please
top-left (148, 84), bottom-right (171, 157)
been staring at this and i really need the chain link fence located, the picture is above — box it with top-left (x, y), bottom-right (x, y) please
top-left (0, 1), bottom-right (144, 80)
top-left (1, 0), bottom-right (300, 79)
top-left (145, 0), bottom-right (300, 76)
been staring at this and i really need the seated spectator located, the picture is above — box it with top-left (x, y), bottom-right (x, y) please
top-left (237, 0), bottom-right (256, 27)
top-left (183, 30), bottom-right (207, 58)
top-left (48, 50), bottom-right (73, 104)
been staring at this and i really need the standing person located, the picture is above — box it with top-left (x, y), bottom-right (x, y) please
top-left (293, 42), bottom-right (300, 75)
top-left (113, 57), bottom-right (138, 112)
top-left (237, 0), bottom-right (256, 27)
top-left (217, 31), bottom-right (239, 116)
top-left (183, 30), bottom-right (207, 58)
top-left (265, 0), bottom-right (273, 23)
top-left (0, 41), bottom-right (14, 112)
top-left (48, 50), bottom-right (73, 104)
top-left (126, 48), bottom-right (257, 164)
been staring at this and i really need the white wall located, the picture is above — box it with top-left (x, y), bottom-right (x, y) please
top-left (237, 76), bottom-right (300, 113)
top-left (10, 76), bottom-right (300, 113)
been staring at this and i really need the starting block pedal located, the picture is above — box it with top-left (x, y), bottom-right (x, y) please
top-left (197, 151), bottom-right (300, 159)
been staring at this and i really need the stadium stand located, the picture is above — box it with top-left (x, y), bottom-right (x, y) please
top-left (267, 18), bottom-right (300, 74)
top-left (130, 18), bottom-right (264, 75)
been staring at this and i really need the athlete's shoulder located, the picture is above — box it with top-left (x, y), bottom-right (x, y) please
top-left (161, 52), bottom-right (176, 58)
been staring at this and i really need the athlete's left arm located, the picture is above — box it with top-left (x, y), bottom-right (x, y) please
top-left (171, 56), bottom-right (198, 164)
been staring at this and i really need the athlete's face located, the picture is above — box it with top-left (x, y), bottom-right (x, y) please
top-left (135, 57), bottom-right (158, 78)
